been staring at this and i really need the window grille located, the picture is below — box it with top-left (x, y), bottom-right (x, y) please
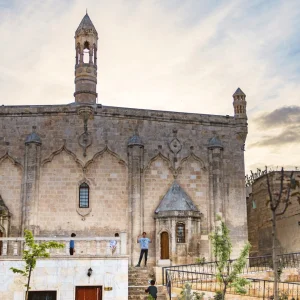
top-left (79, 183), bottom-right (89, 208)
top-left (176, 223), bottom-right (185, 243)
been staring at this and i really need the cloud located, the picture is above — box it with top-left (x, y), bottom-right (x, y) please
top-left (254, 106), bottom-right (300, 127)
top-left (249, 125), bottom-right (300, 148)
top-left (0, 0), bottom-right (300, 171)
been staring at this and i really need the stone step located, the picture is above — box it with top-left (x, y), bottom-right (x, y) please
top-left (129, 266), bottom-right (155, 286)
top-left (128, 266), bottom-right (160, 300)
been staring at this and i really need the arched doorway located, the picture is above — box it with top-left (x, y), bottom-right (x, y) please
top-left (160, 231), bottom-right (169, 259)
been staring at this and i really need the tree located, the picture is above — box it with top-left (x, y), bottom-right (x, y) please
top-left (210, 216), bottom-right (251, 299)
top-left (265, 167), bottom-right (300, 300)
top-left (178, 282), bottom-right (205, 300)
top-left (10, 230), bottom-right (64, 300)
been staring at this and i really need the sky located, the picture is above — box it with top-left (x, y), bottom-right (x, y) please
top-left (0, 0), bottom-right (299, 173)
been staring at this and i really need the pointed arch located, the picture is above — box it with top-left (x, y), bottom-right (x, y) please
top-left (41, 144), bottom-right (84, 169)
top-left (157, 227), bottom-right (172, 236)
top-left (84, 145), bottom-right (127, 171)
top-left (0, 151), bottom-right (23, 170)
top-left (144, 152), bottom-right (175, 174)
top-left (177, 152), bottom-right (207, 174)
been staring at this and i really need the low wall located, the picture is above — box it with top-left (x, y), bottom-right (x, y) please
top-left (0, 257), bottom-right (128, 300)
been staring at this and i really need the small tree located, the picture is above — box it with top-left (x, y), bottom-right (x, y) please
top-left (10, 230), bottom-right (64, 300)
top-left (178, 282), bottom-right (205, 300)
top-left (264, 167), bottom-right (300, 300)
top-left (210, 216), bottom-right (251, 299)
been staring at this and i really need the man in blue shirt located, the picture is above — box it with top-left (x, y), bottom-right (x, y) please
top-left (69, 233), bottom-right (76, 255)
top-left (135, 232), bottom-right (151, 267)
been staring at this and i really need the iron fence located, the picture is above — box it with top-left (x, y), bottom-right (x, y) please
top-left (166, 269), bottom-right (300, 299)
top-left (162, 252), bottom-right (300, 285)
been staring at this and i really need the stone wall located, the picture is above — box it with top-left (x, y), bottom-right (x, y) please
top-left (247, 171), bottom-right (300, 256)
top-left (0, 103), bottom-right (248, 263)
top-left (0, 156), bottom-right (22, 236)
top-left (0, 257), bottom-right (128, 300)
top-left (143, 156), bottom-right (174, 265)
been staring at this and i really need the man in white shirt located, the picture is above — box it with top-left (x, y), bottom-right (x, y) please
top-left (135, 232), bottom-right (151, 267)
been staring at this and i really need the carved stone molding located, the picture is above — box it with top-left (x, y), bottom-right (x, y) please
top-left (78, 131), bottom-right (92, 157)
top-left (84, 145), bottom-right (127, 172)
top-left (236, 131), bottom-right (248, 143)
top-left (0, 151), bottom-right (23, 170)
top-left (77, 106), bottom-right (95, 157)
top-left (169, 138), bottom-right (182, 154)
top-left (76, 208), bottom-right (92, 221)
top-left (41, 144), bottom-right (84, 169)
top-left (144, 152), bottom-right (175, 176)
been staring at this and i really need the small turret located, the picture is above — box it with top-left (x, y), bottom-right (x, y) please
top-left (233, 88), bottom-right (247, 119)
top-left (74, 13), bottom-right (98, 104)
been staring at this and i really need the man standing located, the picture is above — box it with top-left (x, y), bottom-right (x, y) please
top-left (135, 232), bottom-right (151, 267)
top-left (69, 233), bottom-right (76, 255)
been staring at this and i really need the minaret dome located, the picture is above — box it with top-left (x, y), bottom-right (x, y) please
top-left (74, 13), bottom-right (98, 104)
top-left (233, 87), bottom-right (247, 119)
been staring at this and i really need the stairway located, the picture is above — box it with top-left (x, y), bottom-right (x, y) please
top-left (128, 266), bottom-right (167, 299)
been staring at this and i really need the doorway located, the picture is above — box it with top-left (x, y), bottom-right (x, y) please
top-left (76, 286), bottom-right (102, 300)
top-left (160, 231), bottom-right (169, 259)
top-left (28, 291), bottom-right (57, 300)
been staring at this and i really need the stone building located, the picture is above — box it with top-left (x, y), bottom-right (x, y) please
top-left (0, 13), bottom-right (248, 268)
top-left (247, 170), bottom-right (300, 257)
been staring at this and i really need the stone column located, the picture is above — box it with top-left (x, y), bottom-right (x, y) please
top-left (208, 137), bottom-right (224, 225)
top-left (22, 131), bottom-right (42, 235)
top-left (128, 135), bottom-right (144, 265)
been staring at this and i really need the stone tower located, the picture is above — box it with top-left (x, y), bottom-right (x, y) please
top-left (233, 87), bottom-right (247, 118)
top-left (74, 13), bottom-right (98, 104)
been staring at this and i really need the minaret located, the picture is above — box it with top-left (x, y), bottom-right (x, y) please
top-left (74, 13), bottom-right (98, 104)
top-left (233, 88), bottom-right (247, 118)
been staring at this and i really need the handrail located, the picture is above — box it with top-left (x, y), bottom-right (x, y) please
top-left (166, 268), bottom-right (300, 299)
top-left (162, 251), bottom-right (300, 285)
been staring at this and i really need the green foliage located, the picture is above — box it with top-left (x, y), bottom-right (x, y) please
top-left (209, 216), bottom-right (251, 298)
top-left (228, 277), bottom-right (250, 295)
top-left (195, 256), bottom-right (206, 265)
top-left (278, 291), bottom-right (289, 300)
top-left (178, 282), bottom-right (205, 300)
top-left (10, 230), bottom-right (64, 295)
top-left (277, 259), bottom-right (286, 281)
top-left (213, 291), bottom-right (223, 300)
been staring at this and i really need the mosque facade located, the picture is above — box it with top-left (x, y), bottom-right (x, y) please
top-left (0, 13), bottom-right (249, 268)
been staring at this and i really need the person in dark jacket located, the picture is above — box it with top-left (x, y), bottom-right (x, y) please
top-left (145, 280), bottom-right (157, 299)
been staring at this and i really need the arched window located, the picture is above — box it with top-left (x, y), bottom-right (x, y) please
top-left (176, 223), bottom-right (185, 243)
top-left (83, 41), bottom-right (90, 63)
top-left (79, 183), bottom-right (89, 208)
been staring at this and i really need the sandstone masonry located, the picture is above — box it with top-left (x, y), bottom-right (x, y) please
top-left (0, 13), bottom-right (248, 266)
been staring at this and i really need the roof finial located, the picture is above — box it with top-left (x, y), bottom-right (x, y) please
top-left (86, 8), bottom-right (88, 14)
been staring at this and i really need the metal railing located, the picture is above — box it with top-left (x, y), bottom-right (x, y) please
top-left (0, 234), bottom-right (127, 257)
top-left (162, 252), bottom-right (300, 299)
top-left (162, 252), bottom-right (300, 285)
top-left (166, 269), bottom-right (300, 299)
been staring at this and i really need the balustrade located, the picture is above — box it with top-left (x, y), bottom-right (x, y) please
top-left (0, 234), bottom-right (127, 258)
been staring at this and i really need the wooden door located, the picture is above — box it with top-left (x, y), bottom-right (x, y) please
top-left (76, 286), bottom-right (102, 300)
top-left (161, 231), bottom-right (169, 259)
